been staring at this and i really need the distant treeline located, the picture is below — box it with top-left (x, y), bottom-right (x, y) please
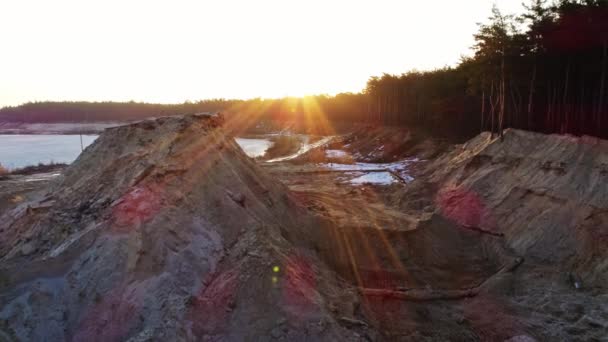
top-left (1, 0), bottom-right (607, 140)
top-left (0, 100), bottom-right (236, 123)
top-left (0, 96), bottom-right (369, 135)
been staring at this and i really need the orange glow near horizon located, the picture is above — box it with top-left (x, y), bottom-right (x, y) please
top-left (222, 95), bottom-right (339, 136)
top-left (0, 0), bottom-right (524, 107)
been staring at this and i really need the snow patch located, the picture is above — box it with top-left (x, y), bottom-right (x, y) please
top-left (24, 173), bottom-right (62, 182)
top-left (349, 172), bottom-right (396, 185)
top-left (266, 136), bottom-right (334, 162)
top-left (325, 150), bottom-right (348, 158)
top-left (322, 158), bottom-right (419, 183)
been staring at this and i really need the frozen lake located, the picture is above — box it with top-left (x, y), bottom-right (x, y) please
top-left (0, 135), bottom-right (272, 169)
top-left (0, 135), bottom-right (98, 169)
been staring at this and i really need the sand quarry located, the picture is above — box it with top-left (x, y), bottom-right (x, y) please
top-left (0, 114), bottom-right (607, 341)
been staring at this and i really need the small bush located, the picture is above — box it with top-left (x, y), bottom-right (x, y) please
top-left (262, 135), bottom-right (302, 160)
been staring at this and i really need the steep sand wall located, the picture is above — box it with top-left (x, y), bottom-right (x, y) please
top-left (428, 129), bottom-right (608, 286)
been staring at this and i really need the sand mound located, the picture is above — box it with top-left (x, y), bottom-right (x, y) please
top-left (428, 129), bottom-right (608, 286)
top-left (340, 126), bottom-right (447, 162)
top-left (2, 123), bottom-right (606, 341)
top-left (0, 114), bottom-right (367, 341)
top-left (368, 128), bottom-right (608, 340)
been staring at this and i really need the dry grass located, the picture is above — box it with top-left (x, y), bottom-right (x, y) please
top-left (9, 162), bottom-right (67, 176)
top-left (0, 162), bottom-right (68, 179)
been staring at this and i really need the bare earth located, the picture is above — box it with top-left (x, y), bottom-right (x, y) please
top-left (0, 116), bottom-right (606, 341)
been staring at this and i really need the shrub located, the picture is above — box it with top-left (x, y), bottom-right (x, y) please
top-left (262, 135), bottom-right (302, 160)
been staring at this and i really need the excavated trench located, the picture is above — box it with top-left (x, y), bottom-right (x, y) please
top-left (292, 203), bottom-right (514, 297)
top-left (269, 164), bottom-right (516, 299)
top-left (267, 128), bottom-right (608, 340)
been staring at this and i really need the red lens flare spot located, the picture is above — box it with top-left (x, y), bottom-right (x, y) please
top-left (281, 254), bottom-right (319, 321)
top-left (436, 186), bottom-right (496, 231)
top-left (188, 268), bottom-right (239, 335)
top-left (72, 285), bottom-right (142, 342)
top-left (462, 296), bottom-right (521, 340)
top-left (112, 186), bottom-right (162, 229)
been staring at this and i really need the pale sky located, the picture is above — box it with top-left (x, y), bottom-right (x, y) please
top-left (0, 0), bottom-right (524, 107)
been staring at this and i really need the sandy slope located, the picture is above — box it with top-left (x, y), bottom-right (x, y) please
top-left (390, 129), bottom-right (608, 340)
top-left (428, 129), bottom-right (608, 286)
top-left (0, 114), bottom-right (369, 341)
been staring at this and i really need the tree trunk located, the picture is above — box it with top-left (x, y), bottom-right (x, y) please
top-left (546, 81), bottom-right (553, 132)
top-left (562, 59), bottom-right (570, 134)
top-left (499, 47), bottom-right (506, 141)
top-left (552, 84), bottom-right (558, 132)
top-left (527, 63), bottom-right (537, 130)
top-left (510, 81), bottom-right (520, 129)
top-left (481, 86), bottom-right (486, 132)
top-left (598, 41), bottom-right (607, 135)
top-left (579, 85), bottom-right (585, 135)
top-left (490, 80), bottom-right (496, 138)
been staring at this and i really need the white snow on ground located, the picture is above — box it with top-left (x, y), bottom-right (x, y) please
top-left (325, 149), bottom-right (348, 158)
top-left (266, 136), bottom-right (334, 162)
top-left (24, 173), bottom-right (62, 182)
top-left (321, 158), bottom-right (419, 183)
top-left (349, 172), bottom-right (396, 185)
top-left (322, 163), bottom-right (386, 171)
top-left (366, 145), bottom-right (386, 159)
